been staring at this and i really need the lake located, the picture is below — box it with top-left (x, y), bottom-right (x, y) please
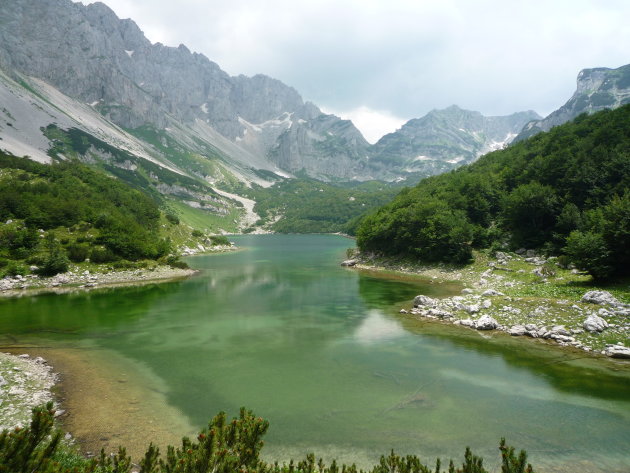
top-left (1, 234), bottom-right (629, 472)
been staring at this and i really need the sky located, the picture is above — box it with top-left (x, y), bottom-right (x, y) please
top-left (80, 0), bottom-right (630, 143)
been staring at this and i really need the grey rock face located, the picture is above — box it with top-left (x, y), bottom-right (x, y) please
top-left (0, 0), bottom-right (547, 183)
top-left (474, 315), bottom-right (499, 330)
top-left (413, 295), bottom-right (438, 308)
top-left (508, 325), bottom-right (527, 336)
top-left (583, 315), bottom-right (609, 333)
top-left (0, 0), bottom-right (371, 180)
top-left (604, 344), bottom-right (630, 359)
top-left (581, 290), bottom-right (621, 307)
top-left (515, 64), bottom-right (630, 142)
top-left (369, 105), bottom-right (540, 179)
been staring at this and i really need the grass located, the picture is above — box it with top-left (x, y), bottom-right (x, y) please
top-left (165, 198), bottom-right (241, 234)
top-left (356, 249), bottom-right (630, 354)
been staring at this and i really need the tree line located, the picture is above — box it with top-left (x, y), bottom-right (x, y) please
top-left (356, 105), bottom-right (630, 279)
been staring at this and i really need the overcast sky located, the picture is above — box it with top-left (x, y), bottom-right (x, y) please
top-left (81, 0), bottom-right (630, 143)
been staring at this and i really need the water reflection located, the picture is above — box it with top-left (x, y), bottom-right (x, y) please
top-left (354, 310), bottom-right (406, 344)
top-left (0, 234), bottom-right (628, 472)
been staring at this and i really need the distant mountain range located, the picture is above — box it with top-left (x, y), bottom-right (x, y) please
top-left (0, 0), bottom-right (536, 185)
top-left (0, 0), bottom-right (627, 195)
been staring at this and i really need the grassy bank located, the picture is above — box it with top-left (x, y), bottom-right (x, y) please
top-left (351, 249), bottom-right (630, 356)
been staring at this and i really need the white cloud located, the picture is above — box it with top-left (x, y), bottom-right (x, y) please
top-left (323, 106), bottom-right (407, 144)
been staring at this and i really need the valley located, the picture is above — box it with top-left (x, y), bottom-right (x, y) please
top-left (0, 0), bottom-right (629, 472)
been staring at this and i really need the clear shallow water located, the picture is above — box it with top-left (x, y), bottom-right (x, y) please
top-left (1, 234), bottom-right (629, 471)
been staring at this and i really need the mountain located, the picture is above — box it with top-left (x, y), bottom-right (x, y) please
top-left (369, 106), bottom-right (540, 179)
top-left (357, 104), bottom-right (630, 278)
top-left (0, 0), bottom-right (541, 188)
top-left (0, 0), bottom-right (376, 182)
top-left (515, 64), bottom-right (630, 141)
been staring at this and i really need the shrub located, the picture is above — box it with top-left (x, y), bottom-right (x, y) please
top-left (90, 246), bottom-right (118, 264)
top-left (35, 233), bottom-right (69, 277)
top-left (191, 229), bottom-right (204, 238)
top-left (165, 213), bottom-right (180, 225)
top-left (209, 235), bottom-right (230, 246)
top-left (66, 243), bottom-right (89, 263)
top-left (3, 260), bottom-right (27, 277)
top-left (564, 230), bottom-right (613, 280)
top-left (0, 405), bottom-right (537, 473)
top-left (165, 255), bottom-right (189, 269)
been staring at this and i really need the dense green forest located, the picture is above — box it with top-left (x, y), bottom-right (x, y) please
top-left (247, 179), bottom-right (400, 234)
top-left (0, 151), bottom-right (173, 276)
top-left (357, 105), bottom-right (630, 279)
top-left (3, 403), bottom-right (535, 473)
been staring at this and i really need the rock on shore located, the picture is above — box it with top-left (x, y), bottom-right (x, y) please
top-left (0, 266), bottom-right (197, 296)
top-left (0, 353), bottom-right (57, 429)
top-left (407, 288), bottom-right (630, 359)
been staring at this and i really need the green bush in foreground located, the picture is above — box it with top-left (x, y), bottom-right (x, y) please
top-left (1, 404), bottom-right (535, 473)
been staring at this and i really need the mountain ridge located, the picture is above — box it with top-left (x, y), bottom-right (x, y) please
top-left (0, 0), bottom-right (538, 184)
top-left (515, 64), bottom-right (630, 141)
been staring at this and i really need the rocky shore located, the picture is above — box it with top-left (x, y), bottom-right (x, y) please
top-left (344, 250), bottom-right (630, 360)
top-left (0, 265), bottom-right (198, 297)
top-left (0, 352), bottom-right (57, 429)
top-left (403, 289), bottom-right (630, 359)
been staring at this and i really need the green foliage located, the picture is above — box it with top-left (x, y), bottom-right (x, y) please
top-left (357, 198), bottom-right (473, 265)
top-left (67, 243), bottom-right (90, 263)
top-left (0, 406), bottom-right (536, 473)
top-left (0, 222), bottom-right (39, 258)
top-left (209, 235), bottom-right (230, 246)
top-left (0, 402), bottom-right (65, 473)
top-left (35, 234), bottom-right (70, 277)
top-left (164, 255), bottom-right (190, 269)
top-left (0, 150), bottom-right (168, 263)
top-left (564, 230), bottom-right (613, 279)
top-left (165, 213), bottom-right (180, 225)
top-left (357, 105), bottom-right (630, 278)
top-left (248, 179), bottom-right (399, 234)
top-left (501, 182), bottom-right (558, 248)
top-left (2, 260), bottom-right (27, 278)
top-left (89, 247), bottom-right (118, 264)
top-left (192, 229), bottom-right (204, 238)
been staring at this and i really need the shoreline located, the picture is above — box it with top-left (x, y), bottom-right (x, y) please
top-left (0, 351), bottom-right (57, 430)
top-left (346, 251), bottom-right (630, 361)
top-left (1, 347), bottom-right (198, 459)
top-left (0, 265), bottom-right (200, 299)
top-left (0, 243), bottom-right (243, 298)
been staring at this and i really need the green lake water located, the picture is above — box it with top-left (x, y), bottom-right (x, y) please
top-left (1, 234), bottom-right (629, 471)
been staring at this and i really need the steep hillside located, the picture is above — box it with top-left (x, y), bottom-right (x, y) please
top-left (516, 64), bottom-right (630, 141)
top-left (0, 0), bottom-right (373, 181)
top-left (357, 105), bottom-right (630, 279)
top-left (0, 0), bottom-right (542, 185)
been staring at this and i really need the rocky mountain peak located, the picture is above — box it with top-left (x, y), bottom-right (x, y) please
top-left (515, 63), bottom-right (630, 142)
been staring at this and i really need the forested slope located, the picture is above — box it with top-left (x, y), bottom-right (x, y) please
top-left (0, 151), bottom-right (174, 276)
top-left (357, 105), bottom-right (630, 279)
